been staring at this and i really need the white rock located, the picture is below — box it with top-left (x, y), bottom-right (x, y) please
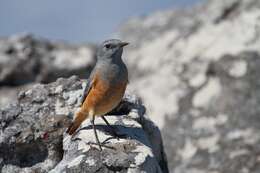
top-left (229, 60), bottom-right (247, 77)
top-left (193, 78), bottom-right (221, 108)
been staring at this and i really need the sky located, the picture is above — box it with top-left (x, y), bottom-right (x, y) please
top-left (0, 0), bottom-right (202, 43)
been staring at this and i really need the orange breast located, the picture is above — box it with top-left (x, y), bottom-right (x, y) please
top-left (81, 74), bottom-right (127, 116)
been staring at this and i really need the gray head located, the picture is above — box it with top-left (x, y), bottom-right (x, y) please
top-left (97, 39), bottom-right (129, 61)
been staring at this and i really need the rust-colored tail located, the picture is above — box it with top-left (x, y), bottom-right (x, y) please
top-left (66, 111), bottom-right (88, 135)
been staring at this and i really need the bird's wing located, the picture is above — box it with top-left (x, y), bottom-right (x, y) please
top-left (80, 80), bottom-right (91, 105)
top-left (80, 69), bottom-right (97, 105)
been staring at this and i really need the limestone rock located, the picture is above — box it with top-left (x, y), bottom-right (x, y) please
top-left (117, 0), bottom-right (260, 172)
top-left (0, 34), bottom-right (95, 86)
top-left (0, 76), bottom-right (168, 173)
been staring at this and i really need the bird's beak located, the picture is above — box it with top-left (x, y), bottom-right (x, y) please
top-left (119, 42), bottom-right (129, 47)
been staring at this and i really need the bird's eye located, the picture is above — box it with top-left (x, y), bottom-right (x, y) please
top-left (104, 44), bottom-right (112, 49)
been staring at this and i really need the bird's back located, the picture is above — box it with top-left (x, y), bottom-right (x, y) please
top-left (82, 60), bottom-right (128, 116)
top-left (97, 59), bottom-right (128, 85)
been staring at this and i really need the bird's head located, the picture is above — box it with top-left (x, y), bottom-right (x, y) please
top-left (97, 39), bottom-right (129, 61)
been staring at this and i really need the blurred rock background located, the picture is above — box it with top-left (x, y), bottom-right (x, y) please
top-left (1, 0), bottom-right (260, 172)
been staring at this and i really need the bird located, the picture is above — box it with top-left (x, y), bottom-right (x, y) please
top-left (66, 39), bottom-right (129, 150)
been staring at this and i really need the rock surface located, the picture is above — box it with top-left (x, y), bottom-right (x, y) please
top-left (117, 0), bottom-right (260, 172)
top-left (0, 34), bottom-right (95, 86)
top-left (0, 34), bottom-right (96, 107)
top-left (0, 76), bottom-right (168, 173)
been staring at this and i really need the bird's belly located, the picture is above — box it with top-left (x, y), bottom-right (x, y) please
top-left (83, 80), bottom-right (127, 116)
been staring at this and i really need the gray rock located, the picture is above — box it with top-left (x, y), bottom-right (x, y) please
top-left (163, 51), bottom-right (260, 173)
top-left (116, 0), bottom-right (260, 172)
top-left (0, 76), bottom-right (168, 173)
top-left (0, 34), bottom-right (96, 86)
top-left (0, 84), bottom-right (34, 107)
top-left (0, 33), bottom-right (96, 107)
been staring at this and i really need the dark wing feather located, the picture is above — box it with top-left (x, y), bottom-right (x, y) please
top-left (80, 69), bottom-right (96, 105)
top-left (79, 80), bottom-right (91, 105)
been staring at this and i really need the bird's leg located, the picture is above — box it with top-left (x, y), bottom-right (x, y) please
top-left (101, 116), bottom-right (115, 131)
top-left (101, 116), bottom-right (126, 139)
top-left (91, 116), bottom-right (102, 151)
